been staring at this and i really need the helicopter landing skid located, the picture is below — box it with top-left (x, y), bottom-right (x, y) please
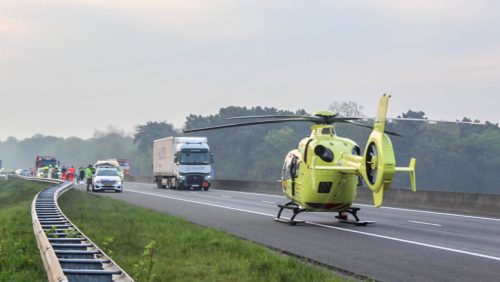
top-left (275, 202), bottom-right (306, 226)
top-left (335, 207), bottom-right (375, 226)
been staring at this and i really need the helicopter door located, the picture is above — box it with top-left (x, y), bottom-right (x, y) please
top-left (282, 153), bottom-right (299, 197)
top-left (290, 156), bottom-right (299, 196)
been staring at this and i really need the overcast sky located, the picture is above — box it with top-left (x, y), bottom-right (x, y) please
top-left (1, 0), bottom-right (499, 140)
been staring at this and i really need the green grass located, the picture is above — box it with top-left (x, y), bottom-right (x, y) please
top-left (59, 189), bottom-right (349, 282)
top-left (0, 178), bottom-right (49, 282)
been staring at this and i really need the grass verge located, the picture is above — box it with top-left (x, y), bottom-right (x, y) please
top-left (59, 189), bottom-right (349, 282)
top-left (0, 178), bottom-right (49, 282)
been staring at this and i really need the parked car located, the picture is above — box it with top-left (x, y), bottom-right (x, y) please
top-left (36, 168), bottom-right (47, 178)
top-left (15, 169), bottom-right (31, 177)
top-left (92, 168), bottom-right (122, 193)
top-left (94, 160), bottom-right (124, 180)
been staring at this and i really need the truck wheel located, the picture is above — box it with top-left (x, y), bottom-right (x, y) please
top-left (156, 181), bottom-right (162, 188)
top-left (203, 187), bottom-right (209, 191)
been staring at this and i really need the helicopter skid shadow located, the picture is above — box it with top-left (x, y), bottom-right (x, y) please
top-left (337, 219), bottom-right (376, 226)
top-left (274, 217), bottom-right (306, 226)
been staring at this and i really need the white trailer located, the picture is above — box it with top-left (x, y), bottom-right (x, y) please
top-left (153, 137), bottom-right (213, 190)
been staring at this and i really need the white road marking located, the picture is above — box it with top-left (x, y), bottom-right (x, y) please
top-left (408, 220), bottom-right (442, 227)
top-left (221, 195), bottom-right (232, 199)
top-left (127, 189), bottom-right (274, 217)
top-left (126, 188), bottom-right (500, 262)
top-left (209, 188), bottom-right (284, 198)
top-left (261, 201), bottom-right (276, 204)
top-left (355, 203), bottom-right (500, 222)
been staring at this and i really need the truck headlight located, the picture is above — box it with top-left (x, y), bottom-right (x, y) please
top-left (178, 175), bottom-right (186, 180)
top-left (205, 175), bottom-right (211, 180)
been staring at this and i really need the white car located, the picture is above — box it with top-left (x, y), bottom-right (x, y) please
top-left (92, 168), bottom-right (123, 192)
top-left (36, 168), bottom-right (46, 178)
top-left (15, 169), bottom-right (31, 177)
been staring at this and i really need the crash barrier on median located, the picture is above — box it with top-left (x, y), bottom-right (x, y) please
top-left (13, 176), bottom-right (134, 282)
top-left (212, 180), bottom-right (500, 218)
top-left (124, 176), bottom-right (500, 217)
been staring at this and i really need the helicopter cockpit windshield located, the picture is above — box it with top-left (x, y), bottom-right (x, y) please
top-left (179, 149), bottom-right (210, 165)
top-left (321, 127), bottom-right (336, 135)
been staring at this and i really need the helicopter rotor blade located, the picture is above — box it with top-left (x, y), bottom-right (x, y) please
top-left (226, 115), bottom-right (316, 120)
top-left (386, 117), bottom-right (486, 125)
top-left (342, 121), bottom-right (403, 137)
top-left (332, 117), bottom-right (364, 122)
top-left (227, 115), bottom-right (363, 123)
top-left (184, 118), bottom-right (316, 133)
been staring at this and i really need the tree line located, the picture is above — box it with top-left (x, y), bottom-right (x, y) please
top-left (1, 103), bottom-right (499, 194)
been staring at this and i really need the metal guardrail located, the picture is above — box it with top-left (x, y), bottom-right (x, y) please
top-left (14, 176), bottom-right (134, 282)
top-left (123, 176), bottom-right (500, 218)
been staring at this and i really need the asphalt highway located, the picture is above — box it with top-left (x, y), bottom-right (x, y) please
top-left (73, 182), bottom-right (500, 282)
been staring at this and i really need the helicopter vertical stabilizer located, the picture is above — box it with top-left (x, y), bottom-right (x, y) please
top-left (360, 94), bottom-right (416, 207)
top-left (396, 158), bottom-right (417, 192)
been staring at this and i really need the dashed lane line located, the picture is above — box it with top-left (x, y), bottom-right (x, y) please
top-left (408, 220), bottom-right (442, 227)
top-left (261, 201), bottom-right (276, 204)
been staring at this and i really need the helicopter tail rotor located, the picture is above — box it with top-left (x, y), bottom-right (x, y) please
top-left (360, 94), bottom-right (416, 207)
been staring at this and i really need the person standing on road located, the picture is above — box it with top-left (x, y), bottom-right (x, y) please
top-left (78, 167), bottom-right (85, 183)
top-left (47, 165), bottom-right (53, 179)
top-left (67, 166), bottom-right (76, 182)
top-left (61, 165), bottom-right (68, 180)
top-left (85, 165), bottom-right (93, 191)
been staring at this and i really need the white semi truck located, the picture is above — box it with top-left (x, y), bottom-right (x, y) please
top-left (153, 137), bottom-right (213, 190)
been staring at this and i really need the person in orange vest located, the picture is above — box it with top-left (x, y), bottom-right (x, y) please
top-left (67, 166), bottom-right (76, 182)
top-left (61, 165), bottom-right (67, 180)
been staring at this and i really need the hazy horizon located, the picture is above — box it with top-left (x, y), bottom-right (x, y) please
top-left (2, 1), bottom-right (499, 140)
top-left (0, 99), bottom-right (493, 142)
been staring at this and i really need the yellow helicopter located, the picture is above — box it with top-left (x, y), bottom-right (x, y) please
top-left (185, 94), bottom-right (416, 225)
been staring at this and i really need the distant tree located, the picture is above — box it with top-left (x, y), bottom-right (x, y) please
top-left (93, 125), bottom-right (126, 138)
top-left (329, 101), bottom-right (365, 117)
top-left (398, 110), bottom-right (427, 119)
top-left (134, 122), bottom-right (178, 153)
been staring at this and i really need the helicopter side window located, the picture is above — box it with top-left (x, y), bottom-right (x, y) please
top-left (321, 128), bottom-right (331, 135)
top-left (314, 145), bottom-right (334, 162)
top-left (352, 145), bottom-right (361, 156)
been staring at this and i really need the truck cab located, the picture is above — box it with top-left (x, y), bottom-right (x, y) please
top-left (175, 143), bottom-right (213, 190)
